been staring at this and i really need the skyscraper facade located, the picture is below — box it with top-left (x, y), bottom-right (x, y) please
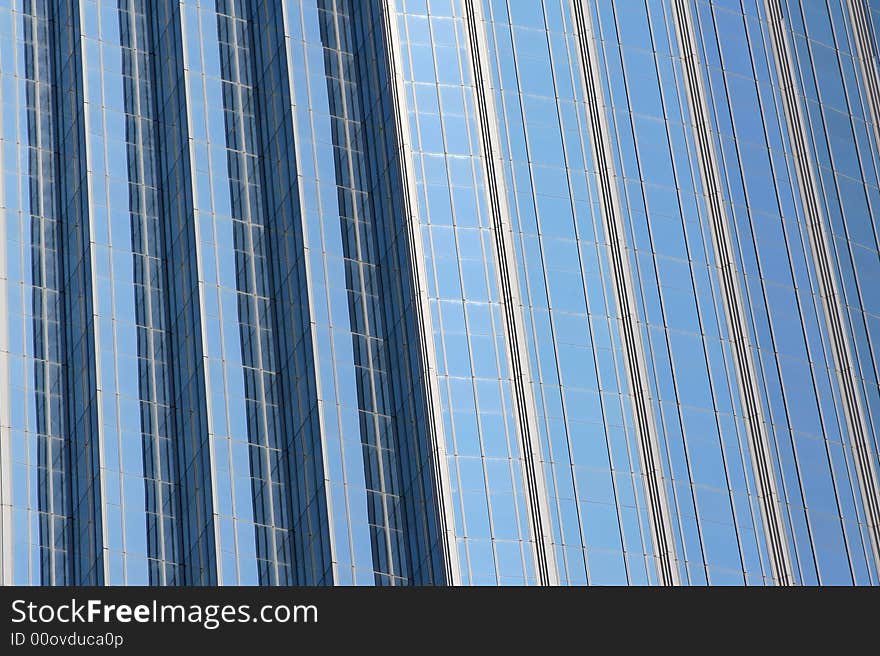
top-left (1, 0), bottom-right (879, 587)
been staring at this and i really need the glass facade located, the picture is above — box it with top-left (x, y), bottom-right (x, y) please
top-left (1, 0), bottom-right (879, 586)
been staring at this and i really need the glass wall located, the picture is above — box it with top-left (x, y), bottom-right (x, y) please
top-left (0, 0), bottom-right (878, 586)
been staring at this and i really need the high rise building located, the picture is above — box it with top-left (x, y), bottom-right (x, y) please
top-left (1, 0), bottom-right (879, 587)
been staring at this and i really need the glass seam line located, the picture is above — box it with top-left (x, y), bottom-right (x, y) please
top-left (0, 70), bottom-right (11, 584)
top-left (846, 0), bottom-right (880, 167)
top-left (462, 0), bottom-right (560, 586)
top-left (671, 0), bottom-right (795, 586)
top-left (383, 0), bottom-right (462, 585)
top-left (50, 0), bottom-right (106, 585)
top-left (569, 0), bottom-right (680, 586)
top-left (146, 0), bottom-right (218, 585)
top-left (764, 0), bottom-right (880, 575)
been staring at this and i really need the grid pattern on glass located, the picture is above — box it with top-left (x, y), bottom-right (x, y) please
top-left (589, 0), bottom-right (775, 585)
top-left (3, 0), bottom-right (879, 588)
top-left (393, 0), bottom-right (539, 585)
top-left (847, 0), bottom-right (880, 163)
top-left (464, 0), bottom-right (558, 585)
top-left (1, 0), bottom-right (69, 585)
top-left (479, 0), bottom-right (660, 585)
top-left (246, 0), bottom-right (406, 585)
top-left (570, 0), bottom-right (679, 584)
top-left (348, 0), bottom-right (452, 584)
